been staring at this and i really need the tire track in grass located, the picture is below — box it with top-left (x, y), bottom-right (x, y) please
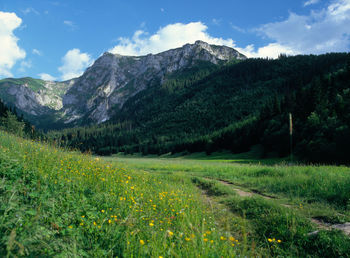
top-left (203, 176), bottom-right (350, 237)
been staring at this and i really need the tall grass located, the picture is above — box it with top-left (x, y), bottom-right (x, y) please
top-left (0, 131), bottom-right (242, 257)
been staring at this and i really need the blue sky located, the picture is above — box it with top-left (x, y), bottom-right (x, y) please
top-left (0, 0), bottom-right (350, 81)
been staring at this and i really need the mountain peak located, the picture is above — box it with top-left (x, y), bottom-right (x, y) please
top-left (194, 40), bottom-right (209, 45)
top-left (2, 41), bottom-right (247, 127)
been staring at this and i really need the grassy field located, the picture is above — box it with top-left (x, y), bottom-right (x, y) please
top-left (0, 131), bottom-right (249, 257)
top-left (1, 132), bottom-right (350, 257)
top-left (104, 153), bottom-right (350, 257)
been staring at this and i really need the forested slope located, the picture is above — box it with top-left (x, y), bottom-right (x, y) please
top-left (48, 53), bottom-right (350, 163)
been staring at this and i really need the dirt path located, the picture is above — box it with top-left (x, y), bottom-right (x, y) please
top-left (204, 177), bottom-right (350, 237)
top-left (217, 179), bottom-right (274, 199)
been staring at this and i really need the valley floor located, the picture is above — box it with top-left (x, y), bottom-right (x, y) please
top-left (1, 131), bottom-right (350, 257)
top-left (104, 154), bottom-right (350, 256)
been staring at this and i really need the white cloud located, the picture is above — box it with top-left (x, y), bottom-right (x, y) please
top-left (39, 73), bottom-right (57, 81)
top-left (22, 7), bottom-right (39, 15)
top-left (109, 22), bottom-right (235, 56)
top-left (0, 11), bottom-right (26, 78)
top-left (58, 48), bottom-right (92, 80)
top-left (32, 48), bottom-right (42, 55)
top-left (18, 60), bottom-right (32, 73)
top-left (160, 8), bottom-right (165, 12)
top-left (110, 1), bottom-right (350, 60)
top-left (304, 0), bottom-right (320, 6)
top-left (237, 43), bottom-right (296, 59)
top-left (212, 18), bottom-right (222, 26)
top-left (252, 0), bottom-right (350, 57)
top-left (230, 23), bottom-right (246, 33)
top-left (63, 20), bottom-right (77, 30)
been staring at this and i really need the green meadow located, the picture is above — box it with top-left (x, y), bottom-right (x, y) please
top-left (1, 131), bottom-right (350, 257)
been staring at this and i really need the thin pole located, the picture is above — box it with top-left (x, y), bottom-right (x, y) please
top-left (289, 113), bottom-right (293, 163)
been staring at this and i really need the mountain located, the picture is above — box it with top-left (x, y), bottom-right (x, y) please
top-left (0, 41), bottom-right (245, 128)
top-left (0, 77), bottom-right (74, 128)
top-left (48, 53), bottom-right (350, 164)
top-left (0, 77), bottom-right (74, 113)
top-left (62, 40), bottom-right (245, 124)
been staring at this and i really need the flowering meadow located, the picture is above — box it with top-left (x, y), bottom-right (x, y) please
top-left (0, 131), bottom-right (242, 257)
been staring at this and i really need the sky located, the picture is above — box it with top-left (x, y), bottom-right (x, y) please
top-left (0, 0), bottom-right (350, 81)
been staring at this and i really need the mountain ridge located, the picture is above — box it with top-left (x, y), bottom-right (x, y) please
top-left (62, 40), bottom-right (246, 124)
top-left (0, 41), bottom-right (246, 128)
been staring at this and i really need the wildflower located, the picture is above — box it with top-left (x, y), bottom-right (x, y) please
top-left (140, 240), bottom-right (145, 245)
top-left (108, 219), bottom-right (112, 224)
top-left (168, 231), bottom-right (174, 236)
top-left (277, 239), bottom-right (282, 243)
top-left (229, 236), bottom-right (235, 241)
top-left (220, 236), bottom-right (226, 241)
top-left (185, 237), bottom-right (191, 241)
top-left (101, 209), bottom-right (105, 213)
top-left (268, 238), bottom-right (273, 242)
top-left (68, 225), bottom-right (73, 229)
top-left (149, 223), bottom-right (154, 227)
top-left (204, 238), bottom-right (208, 242)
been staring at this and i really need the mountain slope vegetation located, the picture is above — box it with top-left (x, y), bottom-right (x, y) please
top-left (48, 53), bottom-right (350, 164)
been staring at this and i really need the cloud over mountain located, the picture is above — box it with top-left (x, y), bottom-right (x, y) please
top-left (0, 11), bottom-right (26, 77)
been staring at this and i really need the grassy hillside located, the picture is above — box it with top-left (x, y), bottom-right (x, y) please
top-left (0, 77), bottom-right (46, 92)
top-left (0, 131), bottom-right (246, 257)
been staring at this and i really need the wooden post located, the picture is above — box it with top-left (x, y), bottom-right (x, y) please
top-left (289, 113), bottom-right (293, 163)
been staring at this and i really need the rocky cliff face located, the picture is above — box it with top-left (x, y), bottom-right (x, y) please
top-left (0, 41), bottom-right (246, 128)
top-left (0, 78), bottom-right (73, 117)
top-left (62, 40), bottom-right (246, 124)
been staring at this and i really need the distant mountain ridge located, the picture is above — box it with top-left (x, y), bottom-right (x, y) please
top-left (0, 41), bottom-right (246, 128)
top-left (62, 40), bottom-right (246, 124)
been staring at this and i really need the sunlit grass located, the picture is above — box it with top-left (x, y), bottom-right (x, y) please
top-left (107, 155), bottom-right (350, 210)
top-left (0, 131), bottom-right (243, 257)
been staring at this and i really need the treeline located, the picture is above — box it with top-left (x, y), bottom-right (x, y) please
top-left (47, 53), bottom-right (350, 164)
top-left (0, 99), bottom-right (43, 139)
